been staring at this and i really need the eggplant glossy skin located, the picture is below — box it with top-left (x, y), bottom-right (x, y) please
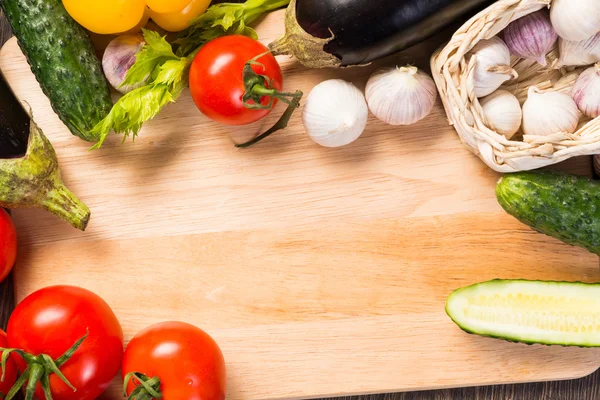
top-left (296, 0), bottom-right (495, 66)
top-left (0, 72), bottom-right (28, 158)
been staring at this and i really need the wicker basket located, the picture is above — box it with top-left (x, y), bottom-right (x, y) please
top-left (431, 0), bottom-right (600, 173)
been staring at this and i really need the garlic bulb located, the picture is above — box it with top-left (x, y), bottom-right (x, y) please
top-left (302, 79), bottom-right (369, 148)
top-left (572, 64), bottom-right (600, 118)
top-left (522, 86), bottom-right (579, 136)
top-left (557, 33), bottom-right (600, 67)
top-left (480, 90), bottom-right (522, 139)
top-left (365, 66), bottom-right (437, 126)
top-left (102, 34), bottom-right (147, 94)
top-left (550, 0), bottom-right (600, 42)
top-left (467, 37), bottom-right (518, 98)
top-left (503, 10), bottom-right (557, 66)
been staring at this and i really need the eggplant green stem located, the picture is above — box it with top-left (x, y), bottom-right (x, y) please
top-left (268, 0), bottom-right (341, 68)
top-left (0, 331), bottom-right (88, 400)
top-left (123, 372), bottom-right (163, 400)
top-left (0, 120), bottom-right (90, 230)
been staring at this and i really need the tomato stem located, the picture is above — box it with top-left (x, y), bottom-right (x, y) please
top-left (124, 372), bottom-right (163, 400)
top-left (25, 364), bottom-right (44, 400)
top-left (236, 90), bottom-right (302, 148)
top-left (0, 330), bottom-right (88, 400)
top-left (237, 57), bottom-right (303, 148)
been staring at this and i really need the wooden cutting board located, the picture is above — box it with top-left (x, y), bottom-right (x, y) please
top-left (2, 10), bottom-right (600, 400)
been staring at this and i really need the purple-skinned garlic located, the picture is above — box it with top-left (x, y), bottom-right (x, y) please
top-left (572, 64), bottom-right (600, 119)
top-left (503, 10), bottom-right (557, 66)
top-left (102, 34), bottom-right (147, 94)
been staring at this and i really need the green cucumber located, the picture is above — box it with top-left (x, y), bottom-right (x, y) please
top-left (496, 171), bottom-right (600, 255)
top-left (1, 0), bottom-right (112, 142)
top-left (446, 280), bottom-right (600, 347)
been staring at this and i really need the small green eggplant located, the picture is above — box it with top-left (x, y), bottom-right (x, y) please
top-left (0, 121), bottom-right (91, 231)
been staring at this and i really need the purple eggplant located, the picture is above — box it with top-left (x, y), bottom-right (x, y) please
top-left (269, 0), bottom-right (496, 68)
top-left (0, 72), bottom-right (28, 158)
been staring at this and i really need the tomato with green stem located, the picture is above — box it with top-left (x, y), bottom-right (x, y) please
top-left (2, 286), bottom-right (124, 400)
top-left (122, 321), bottom-right (226, 400)
top-left (0, 209), bottom-right (17, 283)
top-left (0, 329), bottom-right (18, 398)
top-left (189, 34), bottom-right (302, 147)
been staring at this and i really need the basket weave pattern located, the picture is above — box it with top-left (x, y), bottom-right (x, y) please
top-left (431, 0), bottom-right (600, 173)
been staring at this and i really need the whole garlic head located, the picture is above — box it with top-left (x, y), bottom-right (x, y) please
top-left (522, 87), bottom-right (579, 136)
top-left (302, 79), bottom-right (369, 148)
top-left (503, 10), bottom-right (557, 66)
top-left (557, 33), bottom-right (600, 68)
top-left (366, 66), bottom-right (437, 126)
top-left (551, 0), bottom-right (600, 42)
top-left (480, 90), bottom-right (522, 139)
top-left (467, 37), bottom-right (518, 98)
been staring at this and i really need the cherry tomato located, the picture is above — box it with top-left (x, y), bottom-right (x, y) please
top-left (7, 286), bottom-right (124, 400)
top-left (123, 321), bottom-right (226, 400)
top-left (0, 209), bottom-right (17, 283)
top-left (0, 329), bottom-right (17, 398)
top-left (189, 35), bottom-right (283, 126)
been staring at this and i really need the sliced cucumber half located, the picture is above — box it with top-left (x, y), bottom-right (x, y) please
top-left (446, 279), bottom-right (600, 347)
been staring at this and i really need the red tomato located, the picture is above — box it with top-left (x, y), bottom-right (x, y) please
top-left (7, 286), bottom-right (124, 400)
top-left (0, 209), bottom-right (17, 283)
top-left (0, 329), bottom-right (17, 398)
top-left (189, 35), bottom-right (283, 126)
top-left (123, 321), bottom-right (226, 400)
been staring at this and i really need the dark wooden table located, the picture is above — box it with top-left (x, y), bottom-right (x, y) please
top-left (1, 12), bottom-right (599, 400)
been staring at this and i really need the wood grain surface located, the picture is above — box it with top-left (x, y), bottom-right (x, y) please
top-left (2, 8), bottom-right (600, 400)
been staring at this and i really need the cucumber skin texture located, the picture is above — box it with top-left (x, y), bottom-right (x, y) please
top-left (1, 0), bottom-right (112, 142)
top-left (446, 279), bottom-right (600, 348)
top-left (496, 171), bottom-right (600, 255)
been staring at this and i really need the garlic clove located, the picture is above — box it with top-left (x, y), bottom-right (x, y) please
top-left (480, 90), bottom-right (522, 139)
top-left (557, 32), bottom-right (600, 68)
top-left (365, 66), bottom-right (437, 126)
top-left (467, 37), bottom-right (519, 98)
top-left (522, 86), bottom-right (579, 136)
top-left (503, 10), bottom-right (557, 67)
top-left (302, 79), bottom-right (369, 148)
top-left (572, 63), bottom-right (600, 119)
top-left (550, 0), bottom-right (600, 42)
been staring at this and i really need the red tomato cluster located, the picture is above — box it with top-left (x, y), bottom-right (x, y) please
top-left (0, 285), bottom-right (226, 400)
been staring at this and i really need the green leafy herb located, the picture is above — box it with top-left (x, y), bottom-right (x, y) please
top-left (176, 0), bottom-right (291, 57)
top-left (89, 0), bottom-right (290, 149)
top-left (90, 30), bottom-right (190, 148)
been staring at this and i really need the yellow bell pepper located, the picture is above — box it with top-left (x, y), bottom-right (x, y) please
top-left (63, 0), bottom-right (210, 35)
top-left (148, 0), bottom-right (211, 32)
top-left (145, 0), bottom-right (191, 14)
top-left (62, 0), bottom-right (147, 35)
